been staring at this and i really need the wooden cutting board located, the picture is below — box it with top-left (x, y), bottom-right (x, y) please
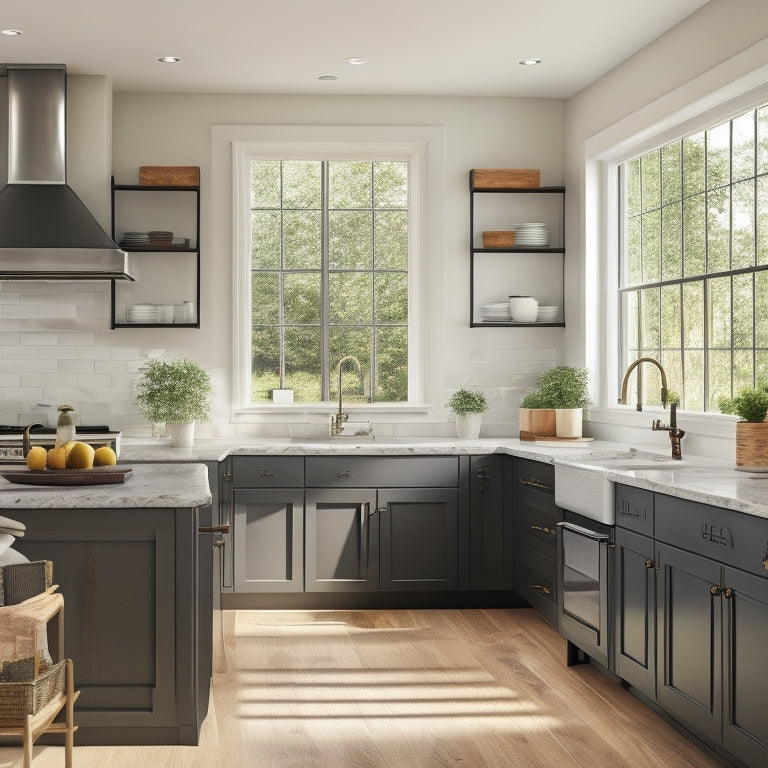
top-left (0, 467), bottom-right (132, 486)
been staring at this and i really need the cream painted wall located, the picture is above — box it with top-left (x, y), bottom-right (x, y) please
top-left (108, 93), bottom-right (565, 436)
top-left (564, 0), bottom-right (768, 458)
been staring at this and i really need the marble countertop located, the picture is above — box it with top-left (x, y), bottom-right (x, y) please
top-left (115, 436), bottom-right (768, 520)
top-left (0, 462), bottom-right (212, 509)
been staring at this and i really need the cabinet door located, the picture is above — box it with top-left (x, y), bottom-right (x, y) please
top-left (469, 455), bottom-right (513, 590)
top-left (656, 542), bottom-right (722, 743)
top-left (305, 488), bottom-right (378, 592)
top-left (614, 527), bottom-right (656, 699)
top-left (722, 566), bottom-right (768, 767)
top-left (233, 488), bottom-right (304, 592)
top-left (379, 488), bottom-right (458, 591)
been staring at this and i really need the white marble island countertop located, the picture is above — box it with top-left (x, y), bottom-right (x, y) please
top-left (0, 462), bottom-right (212, 509)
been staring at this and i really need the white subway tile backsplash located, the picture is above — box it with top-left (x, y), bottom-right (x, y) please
top-left (39, 346), bottom-right (77, 360)
top-left (19, 332), bottom-right (60, 346)
top-left (59, 359), bottom-right (96, 374)
top-left (17, 360), bottom-right (58, 374)
top-left (3, 346), bottom-right (38, 360)
top-left (0, 374), bottom-right (20, 387)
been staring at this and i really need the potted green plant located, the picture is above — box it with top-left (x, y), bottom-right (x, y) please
top-left (718, 384), bottom-right (768, 468)
top-left (134, 356), bottom-right (212, 447)
top-left (519, 366), bottom-right (591, 439)
top-left (446, 386), bottom-right (489, 439)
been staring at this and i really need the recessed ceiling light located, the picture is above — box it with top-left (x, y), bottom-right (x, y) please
top-left (158, 56), bottom-right (180, 64)
top-left (519, 58), bottom-right (542, 66)
top-left (1, 29), bottom-right (23, 36)
top-left (319, 75), bottom-right (338, 81)
top-left (345, 57), bottom-right (367, 65)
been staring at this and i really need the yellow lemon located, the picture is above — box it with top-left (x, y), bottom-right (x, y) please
top-left (64, 441), bottom-right (95, 469)
top-left (47, 447), bottom-right (67, 470)
top-left (26, 446), bottom-right (48, 471)
top-left (93, 446), bottom-right (117, 466)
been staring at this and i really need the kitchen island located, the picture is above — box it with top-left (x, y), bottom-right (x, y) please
top-left (0, 463), bottom-right (213, 746)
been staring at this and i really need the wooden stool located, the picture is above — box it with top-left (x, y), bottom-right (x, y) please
top-left (0, 589), bottom-right (79, 767)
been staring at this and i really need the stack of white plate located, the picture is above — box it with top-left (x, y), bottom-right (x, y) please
top-left (126, 304), bottom-right (160, 323)
top-left (515, 223), bottom-right (550, 247)
top-left (536, 305), bottom-right (559, 322)
top-left (481, 301), bottom-right (511, 321)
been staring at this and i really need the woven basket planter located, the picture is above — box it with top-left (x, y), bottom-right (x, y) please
top-left (735, 421), bottom-right (768, 468)
top-left (0, 659), bottom-right (66, 725)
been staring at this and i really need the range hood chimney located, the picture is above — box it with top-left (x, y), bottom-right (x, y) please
top-left (0, 64), bottom-right (132, 281)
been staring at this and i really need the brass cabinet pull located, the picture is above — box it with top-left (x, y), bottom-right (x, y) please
top-left (710, 585), bottom-right (723, 596)
top-left (259, 468), bottom-right (276, 478)
top-left (336, 470), bottom-right (352, 479)
top-left (530, 525), bottom-right (557, 536)
top-left (530, 584), bottom-right (551, 594)
top-left (198, 525), bottom-right (231, 535)
top-left (519, 478), bottom-right (552, 492)
top-left (724, 587), bottom-right (735, 599)
top-left (644, 559), bottom-right (654, 569)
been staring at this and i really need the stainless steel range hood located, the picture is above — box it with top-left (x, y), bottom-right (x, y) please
top-left (0, 64), bottom-right (133, 281)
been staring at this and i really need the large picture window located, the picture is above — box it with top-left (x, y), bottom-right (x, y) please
top-left (619, 104), bottom-right (768, 411)
top-left (247, 158), bottom-right (409, 405)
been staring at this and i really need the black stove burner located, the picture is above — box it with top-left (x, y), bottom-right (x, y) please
top-left (0, 425), bottom-right (113, 435)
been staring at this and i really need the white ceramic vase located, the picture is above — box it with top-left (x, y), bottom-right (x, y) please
top-left (167, 421), bottom-right (195, 448)
top-left (555, 408), bottom-right (583, 438)
top-left (455, 412), bottom-right (482, 439)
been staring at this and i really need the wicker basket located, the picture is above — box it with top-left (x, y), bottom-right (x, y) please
top-left (735, 421), bottom-right (768, 467)
top-left (0, 660), bottom-right (66, 725)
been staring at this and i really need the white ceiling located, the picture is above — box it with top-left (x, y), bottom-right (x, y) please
top-left (1, 0), bottom-right (709, 98)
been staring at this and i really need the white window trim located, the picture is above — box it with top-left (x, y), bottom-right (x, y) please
top-left (582, 59), bottom-right (768, 441)
top-left (219, 124), bottom-right (442, 417)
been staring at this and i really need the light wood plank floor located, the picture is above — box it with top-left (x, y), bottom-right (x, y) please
top-left (0, 608), bottom-right (734, 768)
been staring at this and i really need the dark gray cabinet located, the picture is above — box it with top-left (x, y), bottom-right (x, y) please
top-left (230, 456), bottom-right (304, 593)
top-left (12, 504), bottom-right (211, 745)
top-left (513, 457), bottom-right (561, 625)
top-left (305, 488), bottom-right (378, 592)
top-left (614, 527), bottom-right (656, 700)
top-left (614, 485), bottom-right (656, 700)
top-left (469, 455), bottom-right (513, 590)
top-left (379, 487), bottom-right (459, 591)
top-left (655, 493), bottom-right (768, 768)
top-left (305, 456), bottom-right (462, 594)
top-left (656, 542), bottom-right (723, 742)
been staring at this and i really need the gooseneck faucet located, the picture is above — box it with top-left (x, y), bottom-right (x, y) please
top-left (619, 357), bottom-right (669, 411)
top-left (652, 401), bottom-right (686, 460)
top-left (22, 423), bottom-right (45, 458)
top-left (332, 355), bottom-right (363, 436)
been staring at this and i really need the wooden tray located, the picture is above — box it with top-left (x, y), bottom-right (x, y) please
top-left (0, 467), bottom-right (132, 486)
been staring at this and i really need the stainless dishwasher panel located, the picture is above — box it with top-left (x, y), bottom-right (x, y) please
top-left (557, 517), bottom-right (613, 668)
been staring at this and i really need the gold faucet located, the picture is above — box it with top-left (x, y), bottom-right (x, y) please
top-left (331, 355), bottom-right (363, 436)
top-left (22, 423), bottom-right (45, 457)
top-left (619, 357), bottom-right (669, 411)
top-left (652, 401), bottom-right (686, 460)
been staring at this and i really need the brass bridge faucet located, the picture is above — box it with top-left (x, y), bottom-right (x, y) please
top-left (652, 402), bottom-right (685, 460)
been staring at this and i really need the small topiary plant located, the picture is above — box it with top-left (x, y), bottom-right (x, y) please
top-left (446, 386), bottom-right (489, 415)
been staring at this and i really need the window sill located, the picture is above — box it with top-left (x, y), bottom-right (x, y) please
top-left (589, 406), bottom-right (737, 440)
top-left (233, 403), bottom-right (432, 418)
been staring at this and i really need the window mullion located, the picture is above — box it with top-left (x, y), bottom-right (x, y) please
top-left (320, 161), bottom-right (330, 401)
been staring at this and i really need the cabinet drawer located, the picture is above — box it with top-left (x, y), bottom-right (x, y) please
top-left (615, 484), bottom-right (654, 536)
top-left (305, 456), bottom-right (458, 488)
top-left (515, 457), bottom-right (555, 494)
top-left (656, 493), bottom-right (768, 579)
top-left (232, 456), bottom-right (304, 487)
top-left (515, 548), bottom-right (557, 626)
